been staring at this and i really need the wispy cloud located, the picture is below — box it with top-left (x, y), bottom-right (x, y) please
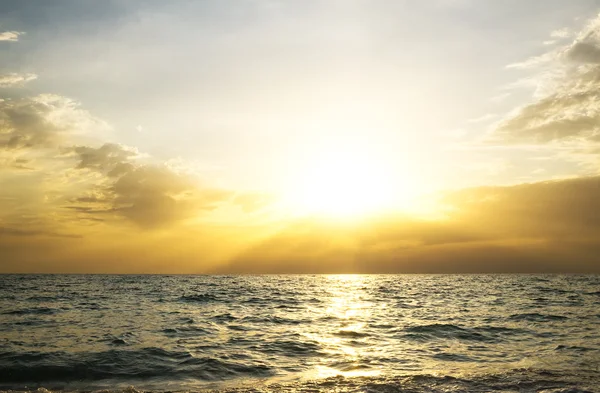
top-left (493, 14), bottom-right (600, 147)
top-left (505, 48), bottom-right (563, 69)
top-left (550, 27), bottom-right (571, 39)
top-left (0, 73), bottom-right (38, 88)
top-left (467, 113), bottom-right (497, 124)
top-left (0, 31), bottom-right (24, 42)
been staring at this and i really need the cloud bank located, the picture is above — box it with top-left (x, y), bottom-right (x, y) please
top-left (223, 176), bottom-right (600, 273)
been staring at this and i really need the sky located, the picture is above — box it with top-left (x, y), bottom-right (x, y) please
top-left (1, 0), bottom-right (600, 273)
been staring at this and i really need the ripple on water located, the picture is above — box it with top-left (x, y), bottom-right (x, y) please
top-left (178, 293), bottom-right (218, 303)
top-left (402, 323), bottom-right (497, 343)
top-left (3, 307), bottom-right (59, 315)
top-left (509, 313), bottom-right (568, 322)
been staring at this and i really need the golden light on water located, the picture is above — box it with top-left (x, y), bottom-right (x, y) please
top-left (303, 275), bottom-right (382, 379)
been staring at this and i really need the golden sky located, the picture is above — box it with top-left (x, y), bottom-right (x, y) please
top-left (1, 1), bottom-right (600, 273)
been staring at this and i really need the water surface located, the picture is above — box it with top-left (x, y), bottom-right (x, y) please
top-left (1, 274), bottom-right (599, 392)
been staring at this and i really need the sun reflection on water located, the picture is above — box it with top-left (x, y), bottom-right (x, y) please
top-left (303, 275), bottom-right (382, 379)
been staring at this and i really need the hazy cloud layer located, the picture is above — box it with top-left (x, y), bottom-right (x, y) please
top-left (224, 176), bottom-right (600, 273)
top-left (0, 226), bottom-right (80, 238)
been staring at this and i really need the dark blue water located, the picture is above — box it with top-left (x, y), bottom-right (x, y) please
top-left (0, 275), bottom-right (599, 392)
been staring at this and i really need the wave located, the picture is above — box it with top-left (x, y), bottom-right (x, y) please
top-left (0, 348), bottom-right (274, 384)
top-left (555, 345), bottom-right (595, 352)
top-left (161, 325), bottom-right (212, 336)
top-left (432, 352), bottom-right (476, 362)
top-left (240, 315), bottom-right (307, 325)
top-left (99, 334), bottom-right (136, 346)
top-left (0, 369), bottom-right (597, 392)
top-left (178, 293), bottom-right (218, 303)
top-left (403, 324), bottom-right (491, 342)
top-left (3, 307), bottom-right (59, 315)
top-left (211, 313), bottom-right (237, 322)
top-left (249, 340), bottom-right (322, 357)
top-left (334, 330), bottom-right (370, 338)
top-left (509, 313), bottom-right (568, 322)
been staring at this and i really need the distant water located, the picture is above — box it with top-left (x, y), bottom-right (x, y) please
top-left (1, 275), bottom-right (599, 393)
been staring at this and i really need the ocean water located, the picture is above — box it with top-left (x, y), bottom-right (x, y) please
top-left (0, 274), bottom-right (599, 393)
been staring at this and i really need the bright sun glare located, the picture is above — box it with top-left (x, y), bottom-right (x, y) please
top-left (284, 143), bottom-right (401, 218)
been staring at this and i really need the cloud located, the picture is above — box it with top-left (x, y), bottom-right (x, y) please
top-left (0, 93), bottom-right (233, 235)
top-left (223, 176), bottom-right (600, 273)
top-left (467, 113), bottom-right (497, 124)
top-left (490, 92), bottom-right (510, 103)
top-left (111, 166), bottom-right (229, 228)
top-left (0, 156), bottom-right (34, 170)
top-left (68, 143), bottom-right (232, 228)
top-left (70, 143), bottom-right (139, 175)
top-left (0, 95), bottom-right (107, 150)
top-left (505, 50), bottom-right (560, 69)
top-left (551, 28), bottom-right (571, 39)
top-left (492, 14), bottom-right (600, 146)
top-left (564, 16), bottom-right (600, 64)
top-left (0, 226), bottom-right (80, 238)
top-left (0, 73), bottom-right (37, 87)
top-left (0, 92), bottom-right (239, 233)
top-left (0, 31), bottom-right (23, 41)
top-left (233, 192), bottom-right (274, 213)
top-left (493, 76), bottom-right (600, 143)
top-left (442, 176), bottom-right (600, 238)
top-left (566, 41), bottom-right (600, 63)
top-left (543, 28), bottom-right (572, 45)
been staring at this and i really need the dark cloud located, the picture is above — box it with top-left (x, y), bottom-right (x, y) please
top-left (0, 97), bottom-right (60, 150)
top-left (111, 166), bottom-right (228, 228)
top-left (70, 143), bottom-right (138, 174)
top-left (566, 40), bottom-right (600, 63)
top-left (565, 20), bottom-right (600, 64)
top-left (73, 195), bottom-right (105, 204)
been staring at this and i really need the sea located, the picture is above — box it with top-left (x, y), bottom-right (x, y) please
top-left (0, 274), bottom-right (599, 393)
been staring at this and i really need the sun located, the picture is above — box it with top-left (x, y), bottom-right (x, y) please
top-left (283, 143), bottom-right (399, 218)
